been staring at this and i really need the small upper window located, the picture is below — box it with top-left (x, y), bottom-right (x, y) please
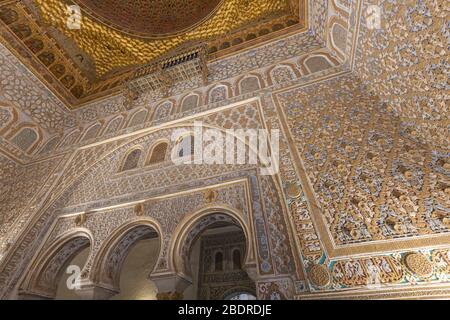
top-left (148, 142), bottom-right (168, 165)
top-left (128, 109), bottom-right (147, 127)
top-left (232, 249), bottom-right (241, 270)
top-left (11, 127), bottom-right (38, 152)
top-left (181, 95), bottom-right (199, 112)
top-left (120, 149), bottom-right (142, 171)
top-left (240, 76), bottom-right (260, 95)
top-left (214, 251), bottom-right (223, 272)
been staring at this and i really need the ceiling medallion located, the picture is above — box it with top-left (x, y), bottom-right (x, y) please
top-left (73, 0), bottom-right (224, 38)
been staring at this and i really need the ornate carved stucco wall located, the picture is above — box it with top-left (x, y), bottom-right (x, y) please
top-left (0, 0), bottom-right (448, 300)
top-left (0, 155), bottom-right (64, 246)
top-left (277, 74), bottom-right (449, 298)
top-left (355, 0), bottom-right (449, 150)
top-left (2, 98), bottom-right (305, 299)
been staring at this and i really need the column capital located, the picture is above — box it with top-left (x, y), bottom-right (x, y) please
top-left (243, 263), bottom-right (258, 282)
top-left (149, 273), bottom-right (192, 300)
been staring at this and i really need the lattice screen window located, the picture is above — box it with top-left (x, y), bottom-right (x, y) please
top-left (305, 56), bottom-right (332, 73)
top-left (128, 110), bottom-right (148, 127)
top-left (214, 251), bottom-right (224, 272)
top-left (210, 86), bottom-right (227, 103)
top-left (240, 76), bottom-right (260, 94)
top-left (154, 102), bottom-right (172, 120)
top-left (181, 95), bottom-right (199, 112)
top-left (121, 149), bottom-right (142, 171)
top-left (232, 249), bottom-right (242, 270)
top-left (147, 142), bottom-right (168, 165)
top-left (10, 128), bottom-right (38, 152)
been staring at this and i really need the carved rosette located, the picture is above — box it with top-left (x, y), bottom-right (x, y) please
top-left (285, 182), bottom-right (302, 199)
top-left (308, 264), bottom-right (330, 288)
top-left (404, 253), bottom-right (434, 278)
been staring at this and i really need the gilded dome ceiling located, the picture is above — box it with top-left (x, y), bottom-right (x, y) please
top-left (74, 0), bottom-right (224, 37)
top-left (33, 0), bottom-right (294, 77)
top-left (0, 0), bottom-right (305, 107)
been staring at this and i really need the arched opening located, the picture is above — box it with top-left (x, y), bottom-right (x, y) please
top-left (181, 94), bottom-right (199, 113)
top-left (120, 148), bottom-right (142, 171)
top-left (304, 55), bottom-right (333, 74)
top-left (214, 251), bottom-right (224, 271)
top-left (232, 249), bottom-right (241, 270)
top-left (147, 142), bottom-right (168, 165)
top-left (239, 76), bottom-right (260, 95)
top-left (128, 109), bottom-right (148, 127)
top-left (55, 246), bottom-right (90, 300)
top-left (21, 234), bottom-right (91, 300)
top-left (94, 223), bottom-right (161, 300)
top-left (270, 65), bottom-right (296, 84)
top-left (209, 85), bottom-right (228, 103)
top-left (178, 212), bottom-right (256, 300)
top-left (10, 127), bottom-right (38, 152)
top-left (153, 101), bottom-right (172, 120)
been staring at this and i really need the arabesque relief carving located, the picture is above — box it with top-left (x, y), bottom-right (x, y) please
top-left (0, 0), bottom-right (448, 300)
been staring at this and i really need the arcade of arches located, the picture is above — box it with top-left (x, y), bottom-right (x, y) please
top-left (0, 1), bottom-right (449, 300)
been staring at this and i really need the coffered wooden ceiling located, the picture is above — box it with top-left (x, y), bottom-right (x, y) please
top-left (0, 0), bottom-right (306, 108)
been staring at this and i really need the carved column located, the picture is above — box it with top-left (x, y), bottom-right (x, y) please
top-left (243, 263), bottom-right (258, 282)
top-left (150, 273), bottom-right (191, 300)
